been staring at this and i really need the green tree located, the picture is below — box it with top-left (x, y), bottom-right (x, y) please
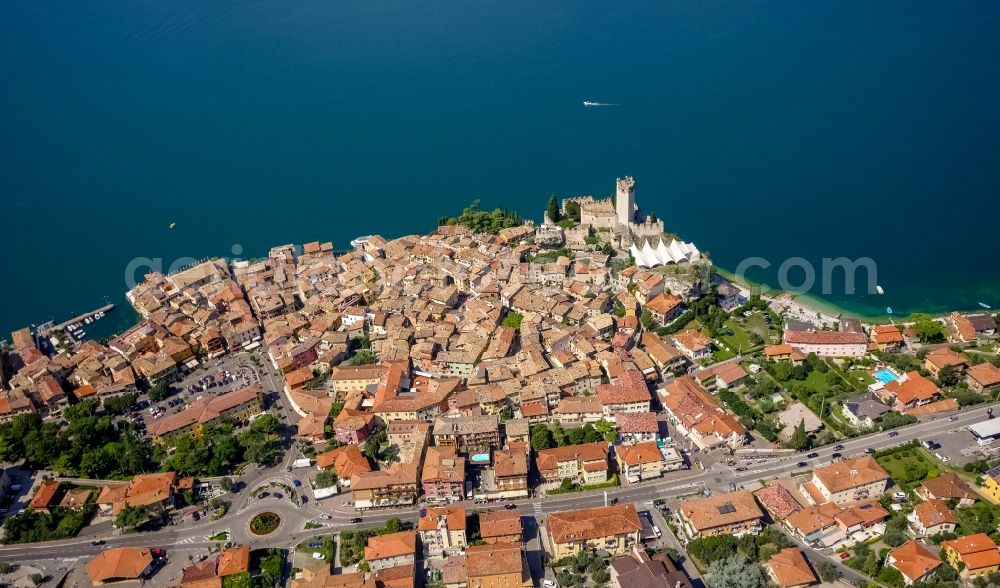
top-left (147, 380), bottom-right (171, 402)
top-left (787, 419), bottom-right (809, 451)
top-left (707, 554), bottom-right (765, 588)
top-left (501, 312), bottom-right (523, 332)
top-left (115, 504), bottom-right (149, 531)
top-left (220, 477), bottom-right (234, 492)
top-left (937, 364), bottom-right (962, 387)
top-left (593, 420), bottom-right (617, 443)
top-left (385, 517), bottom-right (402, 533)
top-left (316, 469), bottom-right (338, 489)
top-left (912, 314), bottom-right (946, 343)
top-left (816, 561), bottom-right (840, 583)
top-left (565, 201), bottom-right (581, 223)
top-left (530, 426), bottom-right (554, 451)
top-left (221, 572), bottom-right (252, 588)
top-left (882, 516), bottom-right (909, 547)
top-left (546, 195), bottom-right (561, 223)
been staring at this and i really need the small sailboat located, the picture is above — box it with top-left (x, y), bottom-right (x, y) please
top-left (876, 285), bottom-right (884, 295)
top-left (979, 302), bottom-right (991, 309)
top-left (169, 222), bottom-right (176, 229)
top-left (886, 306), bottom-right (893, 315)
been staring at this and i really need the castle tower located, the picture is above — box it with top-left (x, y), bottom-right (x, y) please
top-left (616, 176), bottom-right (636, 227)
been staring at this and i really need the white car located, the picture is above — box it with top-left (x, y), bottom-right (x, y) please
top-left (312, 552), bottom-right (325, 560)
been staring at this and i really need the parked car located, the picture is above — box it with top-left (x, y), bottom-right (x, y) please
top-left (831, 452), bottom-right (843, 460)
top-left (887, 431), bottom-right (899, 438)
top-left (293, 479), bottom-right (302, 487)
top-left (864, 448), bottom-right (876, 454)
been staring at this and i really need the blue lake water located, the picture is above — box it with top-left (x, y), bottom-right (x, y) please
top-left (2, 0), bottom-right (1000, 339)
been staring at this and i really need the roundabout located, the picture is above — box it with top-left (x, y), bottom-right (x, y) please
top-left (248, 511), bottom-right (281, 536)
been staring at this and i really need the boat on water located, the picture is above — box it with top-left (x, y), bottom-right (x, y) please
top-left (84, 317), bottom-right (92, 325)
top-left (876, 285), bottom-right (884, 295)
top-left (582, 101), bottom-right (619, 107)
top-left (980, 302), bottom-right (991, 309)
top-left (886, 306), bottom-right (893, 314)
top-left (169, 222), bottom-right (176, 229)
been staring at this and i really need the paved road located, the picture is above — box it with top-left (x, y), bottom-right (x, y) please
top-left (1, 402), bottom-right (992, 565)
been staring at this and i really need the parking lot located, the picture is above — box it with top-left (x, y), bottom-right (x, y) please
top-left (128, 354), bottom-right (262, 432)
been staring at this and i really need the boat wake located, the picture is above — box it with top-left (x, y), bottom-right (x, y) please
top-left (583, 101), bottom-right (619, 107)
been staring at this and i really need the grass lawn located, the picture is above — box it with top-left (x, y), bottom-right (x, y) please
top-left (877, 446), bottom-right (941, 491)
top-left (847, 369), bottom-right (877, 387)
top-left (802, 370), bottom-right (831, 395)
top-left (711, 348), bottom-right (736, 362)
top-left (742, 312), bottom-right (782, 343)
top-left (718, 321), bottom-right (754, 354)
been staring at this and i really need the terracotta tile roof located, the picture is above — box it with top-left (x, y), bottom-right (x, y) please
top-left (615, 412), bottom-right (658, 433)
top-left (784, 330), bottom-right (867, 345)
top-left (422, 446), bottom-right (466, 484)
top-left (373, 563), bottom-right (415, 588)
top-left (29, 480), bottom-right (61, 511)
top-left (536, 441), bottom-right (608, 472)
top-left (767, 547), bottom-right (817, 588)
top-left (942, 533), bottom-right (1000, 571)
top-left (681, 490), bottom-right (763, 532)
top-left (786, 502), bottom-right (841, 535)
top-left (180, 560), bottom-right (221, 588)
top-left (87, 547), bottom-right (153, 584)
top-left (924, 348), bottom-right (967, 370)
top-left (333, 408), bottom-right (375, 431)
top-left (596, 370), bottom-right (650, 406)
top-left (464, 543), bottom-right (524, 579)
top-left (906, 398), bottom-right (960, 416)
top-left (149, 384), bottom-right (260, 437)
top-left (694, 361), bottom-right (748, 385)
top-left (617, 441), bottom-right (664, 466)
top-left (753, 485), bottom-right (803, 520)
top-left (889, 540), bottom-right (941, 583)
top-left (351, 463), bottom-right (419, 491)
top-left (58, 487), bottom-right (92, 509)
top-left (73, 384), bottom-right (98, 399)
top-left (919, 473), bottom-right (978, 502)
top-left (913, 499), bottom-right (958, 528)
top-left (121, 471), bottom-right (176, 511)
top-left (547, 503), bottom-right (642, 545)
top-left (969, 363), bottom-right (1000, 387)
top-left (316, 444), bottom-right (372, 478)
top-left (872, 326), bottom-right (904, 344)
top-left (479, 509), bottom-right (522, 540)
top-left (217, 545), bottom-right (250, 576)
top-left (835, 501), bottom-right (889, 528)
top-left (493, 449), bottom-right (528, 478)
top-left (812, 456), bottom-right (888, 494)
top-left (553, 396), bottom-right (602, 416)
top-left (884, 371), bottom-right (939, 405)
top-left (660, 377), bottom-right (746, 440)
top-left (645, 293), bottom-right (683, 316)
top-left (417, 506), bottom-right (466, 532)
top-left (765, 344), bottom-right (795, 356)
top-left (672, 329), bottom-right (711, 352)
top-left (364, 531), bottom-right (417, 562)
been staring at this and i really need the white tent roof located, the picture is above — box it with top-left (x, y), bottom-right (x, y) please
top-left (630, 237), bottom-right (701, 267)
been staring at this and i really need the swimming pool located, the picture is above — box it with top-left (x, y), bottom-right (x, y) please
top-left (874, 368), bottom-right (899, 384)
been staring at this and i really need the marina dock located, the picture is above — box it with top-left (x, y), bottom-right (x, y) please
top-left (52, 303), bottom-right (115, 331)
